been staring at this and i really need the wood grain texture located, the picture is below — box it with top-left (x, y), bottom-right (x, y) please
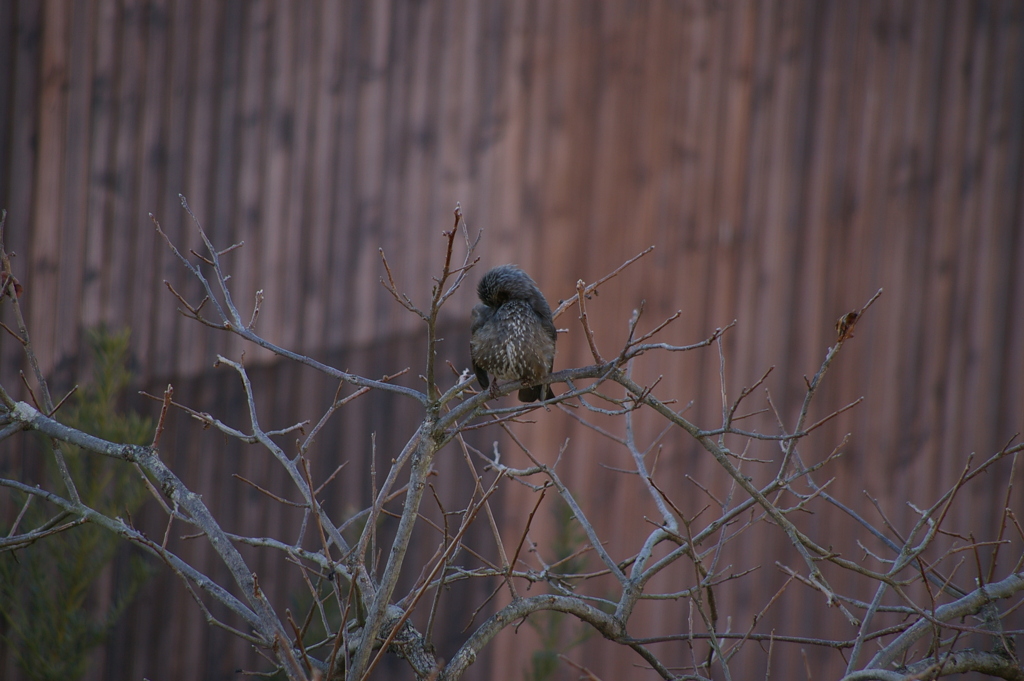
top-left (1, 1), bottom-right (1022, 679)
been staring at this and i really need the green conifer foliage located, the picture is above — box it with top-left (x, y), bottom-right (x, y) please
top-left (0, 328), bottom-right (153, 681)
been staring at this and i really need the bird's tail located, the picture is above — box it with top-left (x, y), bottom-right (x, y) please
top-left (518, 384), bottom-right (555, 403)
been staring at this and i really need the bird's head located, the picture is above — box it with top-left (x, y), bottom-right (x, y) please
top-left (477, 264), bottom-right (539, 307)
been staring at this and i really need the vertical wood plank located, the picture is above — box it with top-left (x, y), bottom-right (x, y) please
top-left (1, 3), bottom-right (1023, 679)
top-left (132, 0), bottom-right (171, 382)
top-left (27, 0), bottom-right (71, 377)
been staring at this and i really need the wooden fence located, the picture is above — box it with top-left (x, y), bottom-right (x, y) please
top-left (1, 1), bottom-right (1023, 679)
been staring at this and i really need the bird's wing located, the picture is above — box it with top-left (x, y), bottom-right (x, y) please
top-left (470, 304), bottom-right (493, 389)
top-left (540, 314), bottom-right (557, 343)
top-left (473, 362), bottom-right (490, 389)
top-left (471, 304), bottom-right (494, 333)
top-left (527, 294), bottom-right (558, 342)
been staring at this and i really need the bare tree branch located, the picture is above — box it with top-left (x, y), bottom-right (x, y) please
top-left (1, 204), bottom-right (1020, 681)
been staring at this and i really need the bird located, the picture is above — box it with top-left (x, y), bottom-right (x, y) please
top-left (470, 264), bottom-right (557, 402)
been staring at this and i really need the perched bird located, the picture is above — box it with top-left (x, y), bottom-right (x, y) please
top-left (470, 265), bottom-right (557, 402)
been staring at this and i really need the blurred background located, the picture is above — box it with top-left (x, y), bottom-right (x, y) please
top-left (1, 1), bottom-right (1023, 680)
